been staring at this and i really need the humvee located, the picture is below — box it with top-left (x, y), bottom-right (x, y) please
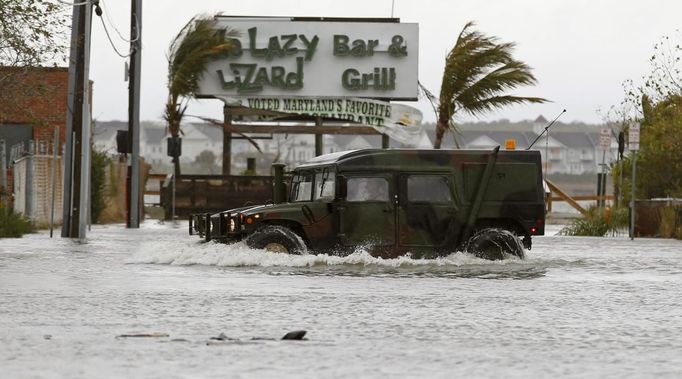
top-left (189, 147), bottom-right (545, 260)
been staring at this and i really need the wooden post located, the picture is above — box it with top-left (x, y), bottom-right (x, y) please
top-left (315, 117), bottom-right (323, 156)
top-left (546, 179), bottom-right (588, 216)
top-left (382, 134), bottom-right (390, 149)
top-left (222, 105), bottom-right (232, 175)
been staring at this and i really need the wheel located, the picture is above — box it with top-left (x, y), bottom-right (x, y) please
top-left (246, 225), bottom-right (308, 255)
top-left (465, 228), bottom-right (525, 260)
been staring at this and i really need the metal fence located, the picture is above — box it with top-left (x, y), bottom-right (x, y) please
top-left (9, 139), bottom-right (63, 225)
top-left (9, 139), bottom-right (59, 162)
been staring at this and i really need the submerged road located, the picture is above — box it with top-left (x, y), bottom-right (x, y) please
top-left (1, 222), bottom-right (681, 378)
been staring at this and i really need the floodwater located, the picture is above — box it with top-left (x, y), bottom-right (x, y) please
top-left (1, 222), bottom-right (681, 378)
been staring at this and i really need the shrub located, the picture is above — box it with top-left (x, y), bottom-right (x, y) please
top-left (91, 149), bottom-right (112, 223)
top-left (0, 206), bottom-right (35, 238)
top-left (560, 206), bottom-right (629, 237)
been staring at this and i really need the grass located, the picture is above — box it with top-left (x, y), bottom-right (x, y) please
top-left (0, 206), bottom-right (35, 238)
top-left (559, 206), bottom-right (629, 237)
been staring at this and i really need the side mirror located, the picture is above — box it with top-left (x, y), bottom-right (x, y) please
top-left (336, 175), bottom-right (347, 199)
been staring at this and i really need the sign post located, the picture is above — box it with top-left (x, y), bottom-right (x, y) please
top-left (628, 122), bottom-right (640, 240)
top-left (598, 128), bottom-right (611, 211)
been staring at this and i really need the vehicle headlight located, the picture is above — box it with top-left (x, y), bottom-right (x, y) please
top-left (229, 218), bottom-right (236, 232)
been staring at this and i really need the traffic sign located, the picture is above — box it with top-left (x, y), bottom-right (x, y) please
top-left (629, 122), bottom-right (640, 151)
top-left (599, 128), bottom-right (611, 151)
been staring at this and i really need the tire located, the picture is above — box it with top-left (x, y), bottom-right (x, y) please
top-left (246, 225), bottom-right (308, 255)
top-left (465, 228), bottom-right (525, 260)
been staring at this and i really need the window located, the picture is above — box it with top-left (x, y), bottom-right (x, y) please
top-left (346, 177), bottom-right (389, 202)
top-left (407, 175), bottom-right (452, 203)
top-left (314, 171), bottom-right (335, 200)
top-left (290, 173), bottom-right (313, 202)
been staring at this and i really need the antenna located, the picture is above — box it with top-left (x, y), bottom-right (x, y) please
top-left (526, 109), bottom-right (566, 150)
top-left (391, 0), bottom-right (395, 17)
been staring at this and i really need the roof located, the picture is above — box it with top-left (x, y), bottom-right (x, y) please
top-left (143, 127), bottom-right (166, 144)
top-left (456, 130), bottom-right (535, 149)
top-left (295, 148), bottom-right (541, 171)
top-left (552, 132), bottom-right (596, 148)
top-left (297, 150), bottom-right (357, 168)
top-left (534, 115), bottom-right (548, 124)
top-left (194, 123), bottom-right (223, 140)
top-left (93, 121), bottom-right (126, 142)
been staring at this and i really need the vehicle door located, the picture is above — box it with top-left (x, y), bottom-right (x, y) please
top-left (340, 174), bottom-right (395, 246)
top-left (397, 173), bottom-right (459, 248)
top-left (299, 169), bottom-right (338, 247)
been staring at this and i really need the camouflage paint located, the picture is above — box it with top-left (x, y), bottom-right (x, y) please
top-left (190, 148), bottom-right (545, 258)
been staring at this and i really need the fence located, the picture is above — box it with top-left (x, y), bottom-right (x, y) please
top-left (634, 198), bottom-right (682, 237)
top-left (160, 174), bottom-right (276, 219)
top-left (9, 139), bottom-right (63, 225)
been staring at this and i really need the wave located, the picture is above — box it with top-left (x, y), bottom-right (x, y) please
top-left (128, 239), bottom-right (571, 271)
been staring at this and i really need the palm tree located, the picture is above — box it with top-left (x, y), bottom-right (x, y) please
top-left (431, 22), bottom-right (548, 149)
top-left (164, 14), bottom-right (236, 176)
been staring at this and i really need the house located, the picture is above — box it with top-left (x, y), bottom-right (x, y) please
top-left (423, 116), bottom-right (619, 175)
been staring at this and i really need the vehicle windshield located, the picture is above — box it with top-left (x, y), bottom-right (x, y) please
top-left (290, 168), bottom-right (335, 202)
top-left (314, 170), bottom-right (335, 200)
top-left (290, 172), bottom-right (313, 202)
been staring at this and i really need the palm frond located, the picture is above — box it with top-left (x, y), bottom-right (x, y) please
top-left (433, 21), bottom-right (548, 148)
top-left (189, 115), bottom-right (263, 154)
top-left (164, 14), bottom-right (239, 138)
top-left (437, 21), bottom-right (548, 124)
top-left (167, 17), bottom-right (238, 99)
top-left (418, 81), bottom-right (440, 121)
top-left (461, 95), bottom-right (547, 116)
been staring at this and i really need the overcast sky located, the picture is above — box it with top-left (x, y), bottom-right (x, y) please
top-left (84, 0), bottom-right (681, 125)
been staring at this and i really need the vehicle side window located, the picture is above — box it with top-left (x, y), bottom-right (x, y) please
top-left (347, 177), bottom-right (389, 202)
top-left (314, 172), bottom-right (335, 200)
top-left (291, 174), bottom-right (313, 202)
top-left (407, 175), bottom-right (452, 203)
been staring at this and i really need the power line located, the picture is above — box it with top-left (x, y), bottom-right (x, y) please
top-left (100, 0), bottom-right (140, 43)
top-left (97, 13), bottom-right (133, 58)
top-left (55, 0), bottom-right (91, 6)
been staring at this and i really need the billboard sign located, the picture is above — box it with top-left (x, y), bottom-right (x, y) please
top-left (197, 17), bottom-right (419, 100)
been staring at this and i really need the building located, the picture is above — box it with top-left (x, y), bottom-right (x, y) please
top-left (428, 116), bottom-right (618, 175)
top-left (0, 66), bottom-right (71, 215)
top-left (92, 115), bottom-right (618, 177)
top-left (0, 66), bottom-right (69, 146)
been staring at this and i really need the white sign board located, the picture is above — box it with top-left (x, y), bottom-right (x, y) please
top-left (222, 96), bottom-right (424, 145)
top-left (225, 97), bottom-right (420, 127)
top-left (197, 17), bottom-right (419, 100)
top-left (629, 122), bottom-right (640, 151)
top-left (599, 128), bottom-right (611, 151)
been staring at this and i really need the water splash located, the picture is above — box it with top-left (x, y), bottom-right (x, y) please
top-left (127, 241), bottom-right (568, 277)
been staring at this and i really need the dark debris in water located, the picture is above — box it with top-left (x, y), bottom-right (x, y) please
top-left (207, 330), bottom-right (308, 345)
top-left (115, 331), bottom-right (309, 344)
top-left (115, 332), bottom-right (170, 339)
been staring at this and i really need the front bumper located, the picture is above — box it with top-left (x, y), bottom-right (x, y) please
top-left (189, 212), bottom-right (243, 242)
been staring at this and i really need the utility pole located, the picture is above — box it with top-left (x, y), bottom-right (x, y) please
top-left (62, 1), bottom-right (93, 239)
top-left (127, 0), bottom-right (142, 228)
top-left (0, 140), bottom-right (7, 206)
top-left (629, 122), bottom-right (640, 240)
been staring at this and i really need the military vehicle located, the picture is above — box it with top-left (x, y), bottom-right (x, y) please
top-left (189, 147), bottom-right (545, 260)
